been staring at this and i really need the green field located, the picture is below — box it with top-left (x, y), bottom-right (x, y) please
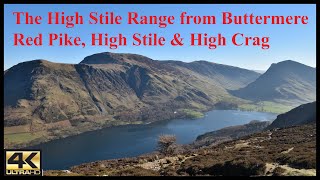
top-left (181, 109), bottom-right (205, 119)
top-left (4, 132), bottom-right (44, 144)
top-left (239, 101), bottom-right (294, 114)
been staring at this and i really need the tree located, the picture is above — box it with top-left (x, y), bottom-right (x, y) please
top-left (157, 134), bottom-right (177, 155)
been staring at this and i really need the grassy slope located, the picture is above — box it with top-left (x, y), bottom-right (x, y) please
top-left (4, 132), bottom-right (45, 144)
top-left (180, 109), bottom-right (204, 119)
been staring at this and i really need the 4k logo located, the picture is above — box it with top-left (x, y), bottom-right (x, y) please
top-left (4, 150), bottom-right (42, 176)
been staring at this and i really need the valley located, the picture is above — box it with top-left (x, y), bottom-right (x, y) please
top-left (4, 52), bottom-right (316, 149)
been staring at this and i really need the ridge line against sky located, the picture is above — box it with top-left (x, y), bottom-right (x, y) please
top-left (4, 51), bottom-right (316, 72)
top-left (4, 4), bottom-right (316, 70)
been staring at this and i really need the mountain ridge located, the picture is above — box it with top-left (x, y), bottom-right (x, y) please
top-left (4, 52), bottom-right (259, 148)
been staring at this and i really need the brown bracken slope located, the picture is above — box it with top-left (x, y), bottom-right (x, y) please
top-left (45, 123), bottom-right (316, 176)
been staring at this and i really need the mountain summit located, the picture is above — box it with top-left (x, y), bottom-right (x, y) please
top-left (80, 52), bottom-right (155, 65)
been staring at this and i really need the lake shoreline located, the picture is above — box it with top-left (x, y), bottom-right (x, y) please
top-left (21, 107), bottom-right (279, 150)
top-left (25, 108), bottom-right (278, 150)
top-left (28, 110), bottom-right (277, 170)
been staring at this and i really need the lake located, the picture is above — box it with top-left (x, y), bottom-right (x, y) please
top-left (29, 110), bottom-right (277, 170)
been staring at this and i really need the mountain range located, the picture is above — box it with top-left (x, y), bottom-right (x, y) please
top-left (4, 52), bottom-right (316, 148)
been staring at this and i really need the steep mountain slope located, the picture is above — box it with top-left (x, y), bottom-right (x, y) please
top-left (267, 101), bottom-right (316, 129)
top-left (4, 52), bottom-right (259, 148)
top-left (231, 60), bottom-right (316, 106)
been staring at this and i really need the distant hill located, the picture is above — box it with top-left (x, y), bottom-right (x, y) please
top-left (252, 70), bottom-right (265, 74)
top-left (231, 60), bottom-right (316, 106)
top-left (194, 120), bottom-right (271, 147)
top-left (267, 101), bottom-right (316, 129)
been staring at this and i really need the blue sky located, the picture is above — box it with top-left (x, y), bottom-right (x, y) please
top-left (4, 4), bottom-right (316, 70)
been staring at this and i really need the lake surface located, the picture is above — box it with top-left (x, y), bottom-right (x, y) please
top-left (29, 110), bottom-right (277, 170)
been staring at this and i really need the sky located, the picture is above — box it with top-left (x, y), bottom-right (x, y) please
top-left (4, 4), bottom-right (316, 70)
